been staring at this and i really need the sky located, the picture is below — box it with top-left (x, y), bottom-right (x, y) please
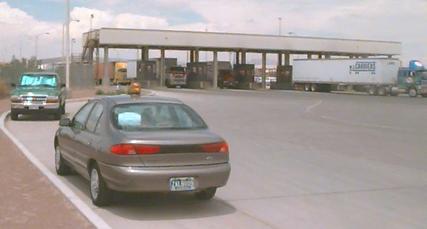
top-left (0, 0), bottom-right (426, 66)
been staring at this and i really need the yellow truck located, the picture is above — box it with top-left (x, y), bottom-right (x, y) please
top-left (113, 62), bottom-right (130, 85)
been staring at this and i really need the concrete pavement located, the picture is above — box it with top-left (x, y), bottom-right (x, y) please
top-left (5, 89), bottom-right (427, 228)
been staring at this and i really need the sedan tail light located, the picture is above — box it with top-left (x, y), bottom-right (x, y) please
top-left (201, 142), bottom-right (229, 154)
top-left (111, 144), bottom-right (160, 155)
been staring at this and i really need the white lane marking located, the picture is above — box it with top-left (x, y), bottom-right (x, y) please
top-left (304, 100), bottom-right (323, 113)
top-left (0, 112), bottom-right (111, 229)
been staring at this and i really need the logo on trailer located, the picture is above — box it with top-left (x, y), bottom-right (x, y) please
top-left (349, 61), bottom-right (376, 75)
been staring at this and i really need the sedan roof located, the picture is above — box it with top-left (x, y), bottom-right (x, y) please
top-left (22, 72), bottom-right (59, 76)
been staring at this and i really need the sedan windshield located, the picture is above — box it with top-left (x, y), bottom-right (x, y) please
top-left (20, 74), bottom-right (57, 87)
top-left (112, 103), bottom-right (207, 131)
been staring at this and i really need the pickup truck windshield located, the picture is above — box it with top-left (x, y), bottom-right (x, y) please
top-left (112, 103), bottom-right (207, 131)
top-left (20, 74), bottom-right (57, 87)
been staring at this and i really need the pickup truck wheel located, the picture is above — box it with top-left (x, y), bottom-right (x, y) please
top-left (409, 88), bottom-right (418, 97)
top-left (55, 146), bottom-right (72, 176)
top-left (195, 187), bottom-right (217, 200)
top-left (10, 111), bottom-right (19, 121)
top-left (90, 164), bottom-right (111, 206)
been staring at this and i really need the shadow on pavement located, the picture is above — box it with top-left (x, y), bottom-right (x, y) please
top-left (64, 174), bottom-right (236, 221)
top-left (106, 192), bottom-right (236, 221)
top-left (15, 114), bottom-right (59, 121)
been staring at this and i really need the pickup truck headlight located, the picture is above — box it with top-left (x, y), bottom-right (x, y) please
top-left (46, 96), bottom-right (59, 103)
top-left (10, 95), bottom-right (22, 103)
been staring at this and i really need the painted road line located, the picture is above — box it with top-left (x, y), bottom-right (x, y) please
top-left (0, 111), bottom-right (111, 229)
top-left (304, 100), bottom-right (323, 113)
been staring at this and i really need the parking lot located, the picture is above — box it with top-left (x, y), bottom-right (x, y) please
top-left (5, 89), bottom-right (427, 229)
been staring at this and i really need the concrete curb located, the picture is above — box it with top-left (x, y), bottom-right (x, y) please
top-left (0, 111), bottom-right (111, 229)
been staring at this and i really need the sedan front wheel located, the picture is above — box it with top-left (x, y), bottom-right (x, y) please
top-left (90, 164), bottom-right (111, 206)
top-left (55, 146), bottom-right (71, 175)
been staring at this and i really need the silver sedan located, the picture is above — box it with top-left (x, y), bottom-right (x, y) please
top-left (54, 95), bottom-right (230, 206)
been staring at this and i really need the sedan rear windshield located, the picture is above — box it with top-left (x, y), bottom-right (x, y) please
top-left (20, 74), bottom-right (57, 87)
top-left (112, 103), bottom-right (207, 131)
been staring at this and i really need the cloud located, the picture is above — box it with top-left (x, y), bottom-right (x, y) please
top-left (0, 2), bottom-right (61, 60)
top-left (0, 0), bottom-right (426, 65)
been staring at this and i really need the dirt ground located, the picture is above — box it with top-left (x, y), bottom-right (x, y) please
top-left (0, 90), bottom-right (95, 228)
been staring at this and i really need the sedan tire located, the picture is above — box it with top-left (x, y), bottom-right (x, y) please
top-left (55, 146), bottom-right (72, 176)
top-left (90, 164), bottom-right (111, 206)
top-left (195, 187), bottom-right (217, 200)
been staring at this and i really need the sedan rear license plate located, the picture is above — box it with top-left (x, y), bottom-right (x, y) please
top-left (169, 177), bottom-right (195, 191)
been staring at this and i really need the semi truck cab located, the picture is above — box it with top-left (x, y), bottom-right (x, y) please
top-left (394, 60), bottom-right (427, 97)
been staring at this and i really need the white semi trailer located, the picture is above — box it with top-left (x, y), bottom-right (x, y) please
top-left (292, 58), bottom-right (401, 95)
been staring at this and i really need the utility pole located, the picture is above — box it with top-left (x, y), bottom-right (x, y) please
top-left (205, 26), bottom-right (208, 61)
top-left (71, 38), bottom-right (76, 60)
top-left (90, 14), bottom-right (94, 31)
top-left (65, 0), bottom-right (70, 90)
top-left (62, 19), bottom-right (79, 60)
top-left (278, 17), bottom-right (282, 36)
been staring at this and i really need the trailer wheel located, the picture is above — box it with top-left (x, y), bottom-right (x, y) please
top-left (409, 88), bottom-right (418, 97)
top-left (310, 84), bottom-right (318, 92)
top-left (377, 87), bottom-right (387, 96)
top-left (304, 84), bottom-right (311, 92)
top-left (368, 86), bottom-right (377, 96)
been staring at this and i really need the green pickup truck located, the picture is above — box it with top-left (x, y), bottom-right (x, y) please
top-left (10, 72), bottom-right (66, 120)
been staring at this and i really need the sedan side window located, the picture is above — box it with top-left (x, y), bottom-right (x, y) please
top-left (73, 103), bottom-right (95, 130)
top-left (86, 103), bottom-right (103, 133)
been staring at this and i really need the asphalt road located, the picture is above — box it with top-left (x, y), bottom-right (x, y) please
top-left (6, 89), bottom-right (427, 229)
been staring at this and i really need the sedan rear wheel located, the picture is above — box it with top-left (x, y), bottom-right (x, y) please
top-left (195, 187), bottom-right (217, 200)
top-left (55, 146), bottom-right (71, 175)
top-left (90, 164), bottom-right (111, 206)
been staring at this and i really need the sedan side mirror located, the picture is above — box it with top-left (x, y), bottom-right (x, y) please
top-left (10, 83), bottom-right (16, 87)
top-left (60, 83), bottom-right (66, 88)
top-left (59, 117), bottom-right (72, 127)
